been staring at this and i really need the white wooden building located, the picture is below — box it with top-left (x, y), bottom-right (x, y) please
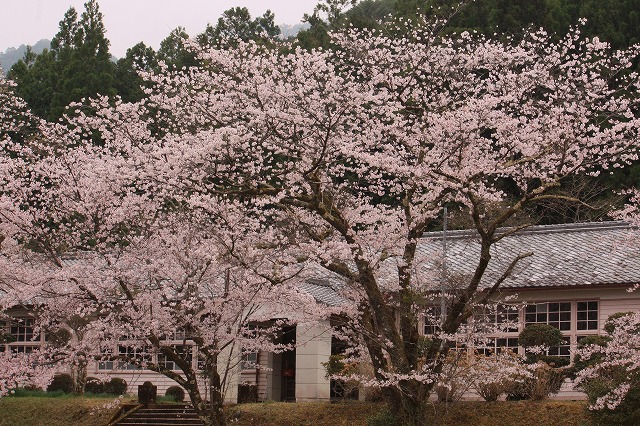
top-left (2, 221), bottom-right (639, 402)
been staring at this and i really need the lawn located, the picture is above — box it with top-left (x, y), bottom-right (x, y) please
top-left (228, 400), bottom-right (590, 426)
top-left (0, 397), bottom-right (591, 426)
top-left (0, 395), bottom-right (117, 426)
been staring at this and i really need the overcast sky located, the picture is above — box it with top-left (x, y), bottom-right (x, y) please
top-left (2, 0), bottom-right (319, 58)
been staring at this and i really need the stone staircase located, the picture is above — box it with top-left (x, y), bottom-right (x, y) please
top-left (112, 404), bottom-right (204, 426)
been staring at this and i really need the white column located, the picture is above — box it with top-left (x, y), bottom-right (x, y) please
top-left (295, 320), bottom-right (331, 401)
top-left (265, 352), bottom-right (282, 401)
top-left (218, 344), bottom-right (239, 404)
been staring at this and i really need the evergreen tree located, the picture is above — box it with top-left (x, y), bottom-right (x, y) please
top-left (197, 7), bottom-right (281, 49)
top-left (114, 42), bottom-right (158, 103)
top-left (157, 27), bottom-right (196, 70)
top-left (7, 50), bottom-right (57, 119)
top-left (50, 0), bottom-right (116, 119)
top-left (8, 1), bottom-right (115, 121)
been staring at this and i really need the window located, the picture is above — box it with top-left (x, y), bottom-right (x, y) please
top-left (10, 318), bottom-right (35, 342)
top-left (197, 352), bottom-right (207, 371)
top-left (475, 305), bottom-right (520, 333)
top-left (525, 302), bottom-right (571, 331)
top-left (241, 351), bottom-right (258, 370)
top-left (548, 336), bottom-right (571, 358)
top-left (117, 346), bottom-right (149, 370)
top-left (423, 307), bottom-right (442, 335)
top-left (98, 360), bottom-right (114, 370)
top-left (577, 301), bottom-right (598, 331)
top-left (98, 345), bottom-right (151, 370)
top-left (10, 345), bottom-right (36, 354)
top-left (160, 327), bottom-right (188, 341)
top-left (158, 345), bottom-right (192, 371)
top-left (478, 337), bottom-right (519, 356)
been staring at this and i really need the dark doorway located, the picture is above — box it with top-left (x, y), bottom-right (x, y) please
top-left (280, 326), bottom-right (296, 402)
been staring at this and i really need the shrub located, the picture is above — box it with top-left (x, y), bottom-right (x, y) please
top-left (363, 386), bottom-right (384, 402)
top-left (165, 386), bottom-right (185, 402)
top-left (435, 351), bottom-right (475, 403)
top-left (505, 363), bottom-right (565, 401)
top-left (519, 324), bottom-right (563, 355)
top-left (537, 355), bottom-right (570, 368)
top-left (473, 351), bottom-right (527, 402)
top-left (322, 353), bottom-right (366, 401)
top-left (583, 375), bottom-right (640, 426)
top-left (0, 333), bottom-right (17, 344)
top-left (84, 377), bottom-right (104, 394)
top-left (476, 381), bottom-right (504, 402)
top-left (47, 374), bottom-right (74, 394)
top-left (105, 377), bottom-right (127, 395)
top-left (11, 388), bottom-right (63, 397)
top-left (577, 312), bottom-right (640, 426)
top-left (22, 383), bottom-right (43, 391)
top-left (571, 335), bottom-right (611, 375)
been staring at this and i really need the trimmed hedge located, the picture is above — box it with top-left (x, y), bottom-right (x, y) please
top-left (165, 386), bottom-right (185, 402)
top-left (47, 374), bottom-right (74, 394)
top-left (84, 377), bottom-right (104, 394)
top-left (104, 378), bottom-right (127, 395)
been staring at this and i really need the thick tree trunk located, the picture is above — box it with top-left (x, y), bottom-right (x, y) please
top-left (384, 380), bottom-right (437, 426)
top-left (184, 354), bottom-right (226, 426)
top-left (180, 369), bottom-right (225, 426)
top-left (72, 358), bottom-right (87, 395)
top-left (207, 369), bottom-right (226, 426)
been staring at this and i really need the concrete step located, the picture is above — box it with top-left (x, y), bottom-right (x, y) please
top-left (114, 404), bottom-right (204, 426)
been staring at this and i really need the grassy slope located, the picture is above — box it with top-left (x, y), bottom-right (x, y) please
top-left (0, 398), bottom-right (590, 426)
top-left (0, 397), bottom-right (117, 426)
top-left (228, 400), bottom-right (591, 426)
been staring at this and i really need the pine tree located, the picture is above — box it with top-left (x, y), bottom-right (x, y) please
top-left (9, 1), bottom-right (116, 121)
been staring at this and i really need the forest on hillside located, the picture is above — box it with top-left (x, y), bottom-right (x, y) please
top-left (7, 0), bottom-right (640, 117)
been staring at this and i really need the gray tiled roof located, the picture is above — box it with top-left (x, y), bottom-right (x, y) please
top-left (417, 221), bottom-right (640, 289)
top-left (298, 278), bottom-right (348, 307)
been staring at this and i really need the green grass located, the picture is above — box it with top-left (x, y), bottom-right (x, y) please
top-left (8, 388), bottom-right (118, 398)
top-left (227, 400), bottom-right (592, 426)
top-left (0, 397), bottom-right (592, 426)
top-left (0, 396), bottom-right (118, 426)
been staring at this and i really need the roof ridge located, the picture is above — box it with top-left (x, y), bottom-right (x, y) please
top-left (420, 220), bottom-right (631, 240)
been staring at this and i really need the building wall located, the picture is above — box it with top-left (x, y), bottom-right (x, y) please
top-left (4, 285), bottom-right (638, 402)
top-left (294, 321), bottom-right (332, 402)
top-left (451, 285), bottom-right (640, 400)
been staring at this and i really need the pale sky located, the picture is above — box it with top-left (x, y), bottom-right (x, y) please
top-left (1, 0), bottom-right (319, 58)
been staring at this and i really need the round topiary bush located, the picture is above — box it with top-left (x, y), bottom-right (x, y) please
top-left (519, 324), bottom-right (564, 364)
top-left (47, 373), bottom-right (74, 394)
top-left (104, 377), bottom-right (127, 395)
top-left (84, 377), bottom-right (104, 394)
top-left (165, 385), bottom-right (185, 402)
top-left (519, 324), bottom-right (564, 349)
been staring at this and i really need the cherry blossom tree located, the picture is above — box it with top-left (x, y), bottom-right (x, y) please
top-left (0, 82), bottom-right (330, 426)
top-left (0, 350), bottom-right (55, 397)
top-left (108, 24), bottom-right (637, 424)
top-left (572, 195), bottom-right (640, 417)
top-left (1, 15), bottom-right (640, 426)
top-left (575, 312), bottom-right (640, 415)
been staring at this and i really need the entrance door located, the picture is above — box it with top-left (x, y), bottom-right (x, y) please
top-left (280, 326), bottom-right (296, 401)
